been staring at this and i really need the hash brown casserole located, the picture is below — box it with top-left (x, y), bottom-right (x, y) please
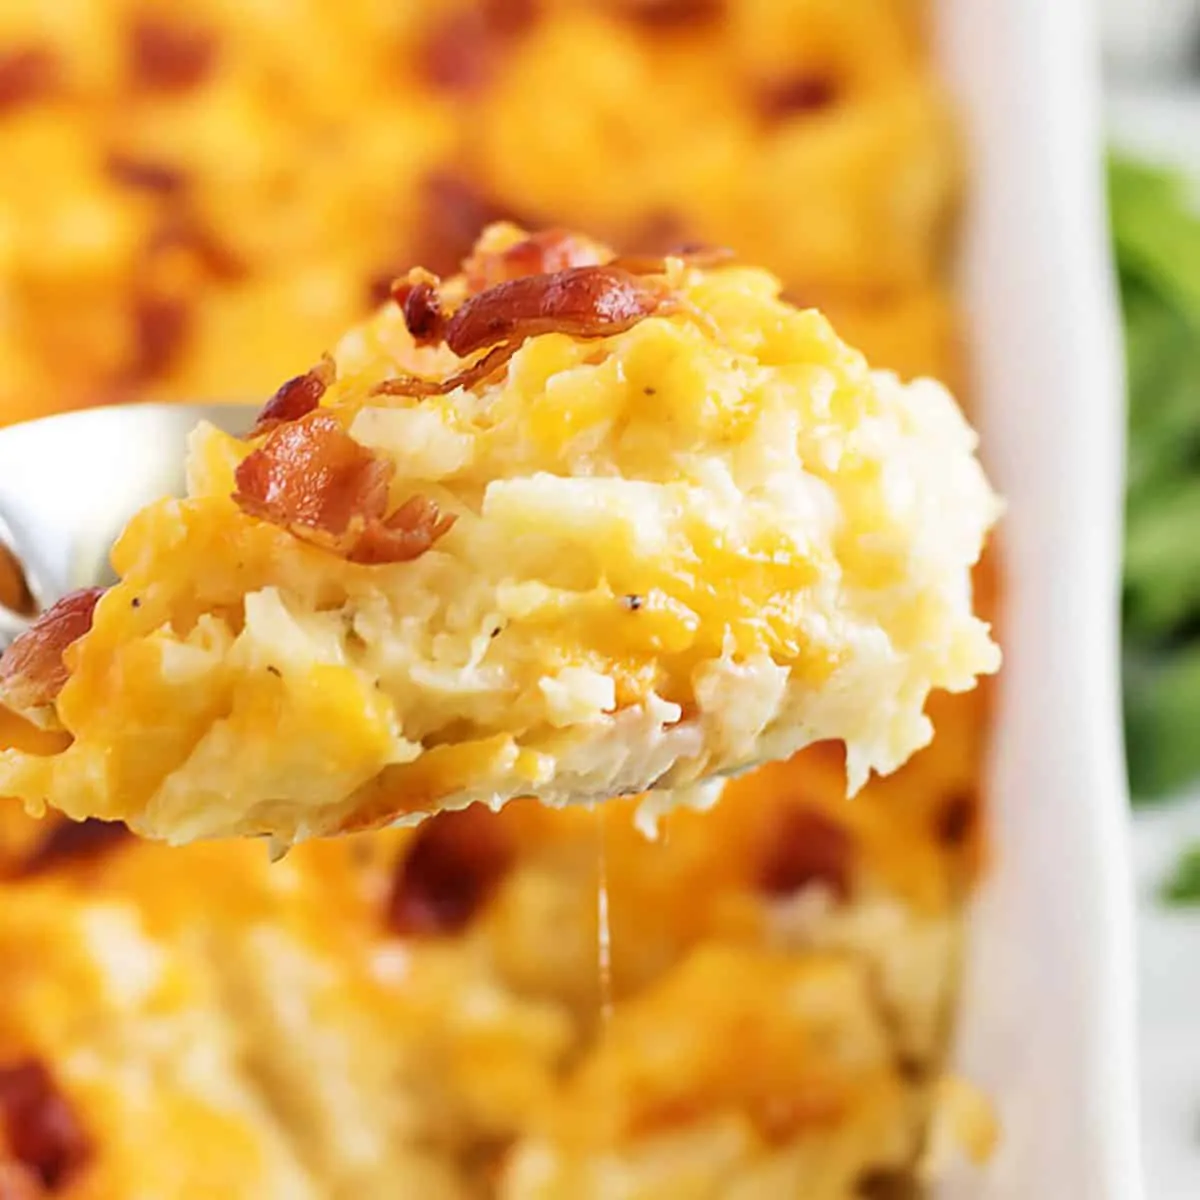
top-left (0, 1), bottom-right (1000, 1196)
top-left (0, 227), bottom-right (999, 844)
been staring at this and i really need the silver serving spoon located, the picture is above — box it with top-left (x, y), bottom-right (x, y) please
top-left (0, 404), bottom-right (259, 649)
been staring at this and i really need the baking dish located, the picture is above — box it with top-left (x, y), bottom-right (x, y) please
top-left (938, 2), bottom-right (1144, 1196)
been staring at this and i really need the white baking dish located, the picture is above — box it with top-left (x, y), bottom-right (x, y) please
top-left (936, 3), bottom-right (1145, 1197)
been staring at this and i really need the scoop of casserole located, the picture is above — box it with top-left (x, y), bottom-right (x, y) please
top-left (0, 226), bottom-right (1000, 845)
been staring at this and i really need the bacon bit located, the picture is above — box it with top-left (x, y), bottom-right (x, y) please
top-left (481, 0), bottom-right (540, 36)
top-left (417, 9), bottom-right (495, 94)
top-left (464, 229), bottom-right (606, 294)
top-left (760, 75), bottom-right (839, 120)
top-left (417, 1), bottom-right (538, 94)
top-left (386, 806), bottom-right (513, 936)
top-left (0, 47), bottom-right (60, 115)
top-left (145, 212), bottom-right (245, 284)
top-left (934, 790), bottom-right (977, 848)
top-left (855, 1169), bottom-right (919, 1200)
top-left (757, 806), bottom-right (854, 902)
top-left (372, 342), bottom-right (518, 400)
top-left (0, 1162), bottom-right (42, 1200)
top-left (128, 15), bottom-right (219, 92)
top-left (233, 413), bottom-right (455, 565)
top-left (0, 1061), bottom-right (90, 1190)
top-left (376, 263), bottom-right (692, 397)
top-left (0, 589), bottom-right (104, 715)
top-left (129, 293), bottom-right (190, 383)
top-left (619, 0), bottom-right (724, 28)
top-left (389, 269), bottom-right (448, 346)
top-left (412, 174), bottom-right (525, 279)
top-left (16, 819), bottom-right (130, 880)
top-left (103, 151), bottom-right (186, 195)
top-left (249, 355), bottom-right (337, 438)
top-left (445, 265), bottom-right (678, 358)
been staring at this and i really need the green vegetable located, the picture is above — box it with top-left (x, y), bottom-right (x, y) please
top-left (1160, 843), bottom-right (1200, 906)
top-left (1110, 152), bottom-right (1200, 800)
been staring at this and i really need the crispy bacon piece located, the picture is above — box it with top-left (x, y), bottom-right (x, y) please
top-left (128, 15), bottom-right (219, 92)
top-left (0, 1061), bottom-right (91, 1190)
top-left (463, 229), bottom-right (606, 294)
top-left (417, 8), bottom-right (495, 95)
top-left (16, 819), bottom-right (129, 880)
top-left (760, 75), bottom-right (838, 120)
top-left (934, 789), bottom-right (978, 849)
top-left (446, 265), bottom-right (678, 358)
top-left (757, 806), bottom-right (854, 902)
top-left (417, 1), bottom-right (538, 95)
top-left (0, 589), bottom-right (104, 715)
top-left (0, 47), bottom-right (61, 115)
top-left (389, 270), bottom-right (448, 346)
top-left (387, 806), bottom-right (514, 936)
top-left (0, 1162), bottom-right (42, 1200)
top-left (855, 1169), bottom-right (920, 1200)
top-left (377, 239), bottom-right (730, 398)
top-left (129, 293), bottom-right (190, 383)
top-left (619, 0), bottom-right (724, 28)
top-left (233, 413), bottom-right (455, 565)
top-left (103, 151), bottom-right (187, 195)
top-left (372, 342), bottom-right (519, 400)
top-left (249, 355), bottom-right (337, 437)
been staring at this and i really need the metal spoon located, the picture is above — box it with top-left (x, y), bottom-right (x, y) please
top-left (0, 404), bottom-right (259, 649)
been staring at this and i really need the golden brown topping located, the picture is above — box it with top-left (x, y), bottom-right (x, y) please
top-left (15, 819), bottom-right (129, 880)
top-left (464, 229), bottom-right (606, 293)
top-left (0, 589), bottom-right (105, 714)
top-left (249, 354), bottom-right (337, 437)
top-left (0, 1061), bottom-right (90, 1191)
top-left (0, 48), bottom-right (61, 115)
top-left (387, 806), bottom-right (513, 936)
top-left (128, 15), bottom-right (219, 92)
top-left (103, 151), bottom-right (187, 196)
top-left (233, 413), bottom-right (455, 565)
top-left (757, 806), bottom-right (854, 902)
top-left (761, 76), bottom-right (839, 120)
